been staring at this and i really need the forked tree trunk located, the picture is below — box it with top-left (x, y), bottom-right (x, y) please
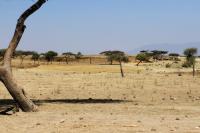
top-left (0, 0), bottom-right (47, 112)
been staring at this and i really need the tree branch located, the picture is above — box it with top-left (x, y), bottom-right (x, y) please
top-left (3, 0), bottom-right (47, 70)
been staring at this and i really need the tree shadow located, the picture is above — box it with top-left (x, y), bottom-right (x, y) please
top-left (0, 98), bottom-right (131, 106)
top-left (34, 98), bottom-right (130, 105)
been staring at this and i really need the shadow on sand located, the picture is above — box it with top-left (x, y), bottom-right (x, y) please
top-left (0, 98), bottom-right (131, 106)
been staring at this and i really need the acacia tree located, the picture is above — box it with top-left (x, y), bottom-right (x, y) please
top-left (169, 53), bottom-right (180, 61)
top-left (44, 51), bottom-right (58, 64)
top-left (135, 52), bottom-right (152, 66)
top-left (62, 52), bottom-right (75, 64)
top-left (100, 51), bottom-right (114, 65)
top-left (14, 50), bottom-right (34, 66)
top-left (0, 0), bottom-right (47, 112)
top-left (75, 52), bottom-right (83, 62)
top-left (183, 48), bottom-right (198, 76)
top-left (100, 51), bottom-right (129, 77)
top-left (151, 50), bottom-right (168, 61)
top-left (31, 52), bottom-right (40, 64)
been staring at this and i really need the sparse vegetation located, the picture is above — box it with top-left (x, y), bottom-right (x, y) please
top-left (151, 50), bottom-right (168, 61)
top-left (135, 52), bottom-right (151, 66)
top-left (14, 50), bottom-right (35, 66)
top-left (62, 52), bottom-right (75, 64)
top-left (31, 52), bottom-right (40, 64)
top-left (183, 48), bottom-right (198, 76)
top-left (75, 52), bottom-right (83, 62)
top-left (169, 53), bottom-right (180, 61)
top-left (165, 63), bottom-right (171, 68)
top-left (100, 50), bottom-right (129, 77)
top-left (1, 0), bottom-right (200, 132)
top-left (44, 51), bottom-right (58, 64)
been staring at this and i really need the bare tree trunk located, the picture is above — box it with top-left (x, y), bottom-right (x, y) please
top-left (119, 61), bottom-right (124, 78)
top-left (0, 0), bottom-right (47, 112)
top-left (110, 60), bottom-right (113, 65)
top-left (136, 61), bottom-right (142, 66)
top-left (0, 68), bottom-right (36, 112)
top-left (20, 57), bottom-right (25, 66)
top-left (193, 63), bottom-right (195, 77)
top-left (65, 57), bottom-right (69, 64)
top-left (89, 57), bottom-right (92, 64)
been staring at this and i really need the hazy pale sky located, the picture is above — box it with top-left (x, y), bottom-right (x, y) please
top-left (0, 0), bottom-right (200, 54)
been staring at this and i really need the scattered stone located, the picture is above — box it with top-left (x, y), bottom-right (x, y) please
top-left (170, 96), bottom-right (176, 100)
top-left (175, 118), bottom-right (180, 120)
top-left (59, 119), bottom-right (65, 123)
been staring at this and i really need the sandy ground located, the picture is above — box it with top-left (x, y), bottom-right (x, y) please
top-left (0, 62), bottom-right (200, 133)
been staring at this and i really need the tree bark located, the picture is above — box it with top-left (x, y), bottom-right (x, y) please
top-left (0, 0), bottom-right (47, 112)
top-left (0, 68), bottom-right (36, 112)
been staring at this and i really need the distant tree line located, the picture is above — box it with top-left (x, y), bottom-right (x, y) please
top-left (0, 48), bottom-right (199, 77)
top-left (135, 48), bottom-right (198, 76)
top-left (0, 49), bottom-right (85, 65)
top-left (100, 50), bottom-right (129, 77)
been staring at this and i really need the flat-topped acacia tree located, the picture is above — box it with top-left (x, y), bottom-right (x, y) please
top-left (62, 52), bottom-right (76, 64)
top-left (183, 48), bottom-right (198, 77)
top-left (0, 0), bottom-right (47, 112)
top-left (100, 51), bottom-right (129, 77)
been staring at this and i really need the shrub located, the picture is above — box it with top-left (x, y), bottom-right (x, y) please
top-left (165, 63), bottom-right (171, 68)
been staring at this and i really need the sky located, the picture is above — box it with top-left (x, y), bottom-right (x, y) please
top-left (0, 0), bottom-right (200, 54)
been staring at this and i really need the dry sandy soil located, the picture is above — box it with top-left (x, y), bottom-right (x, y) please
top-left (0, 61), bottom-right (200, 133)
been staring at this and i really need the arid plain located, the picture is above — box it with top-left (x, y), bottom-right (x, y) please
top-left (0, 59), bottom-right (200, 133)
